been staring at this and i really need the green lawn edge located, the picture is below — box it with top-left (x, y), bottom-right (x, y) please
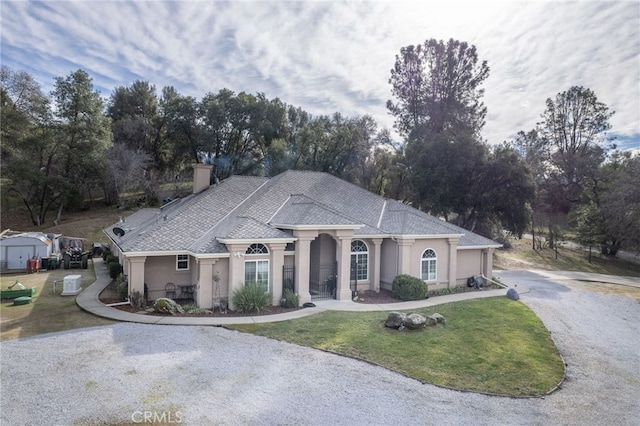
top-left (228, 297), bottom-right (565, 397)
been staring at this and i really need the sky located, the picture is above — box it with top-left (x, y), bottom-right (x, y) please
top-left (1, 0), bottom-right (639, 151)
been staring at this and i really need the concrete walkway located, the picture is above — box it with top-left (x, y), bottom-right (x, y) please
top-left (78, 258), bottom-right (639, 326)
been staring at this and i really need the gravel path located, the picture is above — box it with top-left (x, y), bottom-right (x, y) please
top-left (2, 271), bottom-right (639, 425)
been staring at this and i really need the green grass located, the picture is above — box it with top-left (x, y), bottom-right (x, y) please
top-left (229, 297), bottom-right (565, 397)
top-left (0, 262), bottom-right (116, 340)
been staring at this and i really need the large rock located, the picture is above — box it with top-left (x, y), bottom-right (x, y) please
top-left (153, 298), bottom-right (185, 315)
top-left (385, 312), bottom-right (408, 329)
top-left (404, 313), bottom-right (427, 329)
top-left (428, 313), bottom-right (446, 324)
top-left (506, 288), bottom-right (520, 301)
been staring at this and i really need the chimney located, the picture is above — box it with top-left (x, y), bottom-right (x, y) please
top-left (192, 163), bottom-right (214, 194)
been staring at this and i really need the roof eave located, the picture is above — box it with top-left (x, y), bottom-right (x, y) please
top-left (270, 224), bottom-right (363, 231)
top-left (392, 233), bottom-right (464, 240)
top-left (121, 250), bottom-right (232, 259)
top-left (217, 237), bottom-right (297, 245)
top-left (458, 244), bottom-right (503, 250)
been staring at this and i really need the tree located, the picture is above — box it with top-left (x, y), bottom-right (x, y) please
top-left (1, 66), bottom-right (51, 161)
top-left (537, 86), bottom-right (614, 203)
top-left (596, 152), bottom-right (640, 254)
top-left (572, 202), bottom-right (605, 263)
top-left (108, 80), bottom-right (159, 154)
top-left (481, 144), bottom-right (536, 237)
top-left (50, 69), bottom-right (111, 220)
top-left (1, 67), bottom-right (58, 226)
top-left (105, 144), bottom-right (153, 209)
top-left (387, 38), bottom-right (489, 139)
top-left (386, 38), bottom-right (526, 237)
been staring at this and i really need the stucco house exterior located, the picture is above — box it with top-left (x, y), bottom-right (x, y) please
top-left (104, 164), bottom-right (501, 309)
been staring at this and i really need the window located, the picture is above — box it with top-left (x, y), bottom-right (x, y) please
top-left (176, 254), bottom-right (189, 271)
top-left (421, 249), bottom-right (437, 281)
top-left (351, 240), bottom-right (368, 281)
top-left (246, 243), bottom-right (269, 255)
top-left (245, 260), bottom-right (269, 291)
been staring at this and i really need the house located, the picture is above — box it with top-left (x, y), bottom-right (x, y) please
top-left (0, 230), bottom-right (61, 272)
top-left (104, 164), bottom-right (501, 309)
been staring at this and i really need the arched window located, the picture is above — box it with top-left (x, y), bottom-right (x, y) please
top-left (421, 249), bottom-right (437, 281)
top-left (351, 240), bottom-right (368, 281)
top-left (245, 243), bottom-right (269, 255)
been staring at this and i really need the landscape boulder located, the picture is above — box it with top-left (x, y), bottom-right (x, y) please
top-left (428, 313), bottom-right (446, 324)
top-left (506, 288), bottom-right (520, 301)
top-left (153, 298), bottom-right (185, 315)
top-left (385, 311), bottom-right (408, 329)
top-left (404, 313), bottom-right (427, 329)
top-left (385, 311), bottom-right (446, 330)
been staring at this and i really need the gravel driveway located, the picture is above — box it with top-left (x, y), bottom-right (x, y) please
top-left (2, 270), bottom-right (639, 425)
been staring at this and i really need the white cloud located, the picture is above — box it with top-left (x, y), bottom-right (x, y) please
top-left (1, 0), bottom-right (638, 148)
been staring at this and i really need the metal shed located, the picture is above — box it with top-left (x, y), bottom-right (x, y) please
top-left (0, 231), bottom-right (61, 272)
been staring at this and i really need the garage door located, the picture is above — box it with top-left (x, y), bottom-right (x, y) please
top-left (7, 246), bottom-right (36, 270)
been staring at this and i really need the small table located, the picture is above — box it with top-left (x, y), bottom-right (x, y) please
top-left (177, 285), bottom-right (194, 302)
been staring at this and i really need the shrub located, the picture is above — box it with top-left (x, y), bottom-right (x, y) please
top-left (232, 282), bottom-right (271, 314)
top-left (105, 254), bottom-right (118, 265)
top-left (182, 303), bottom-right (212, 315)
top-left (280, 288), bottom-right (299, 308)
top-left (130, 290), bottom-right (144, 309)
top-left (392, 274), bottom-right (428, 301)
top-left (115, 274), bottom-right (128, 300)
top-left (102, 248), bottom-right (112, 261)
top-left (108, 261), bottom-right (123, 279)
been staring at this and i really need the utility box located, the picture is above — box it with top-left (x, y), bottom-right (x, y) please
top-left (61, 274), bottom-right (82, 296)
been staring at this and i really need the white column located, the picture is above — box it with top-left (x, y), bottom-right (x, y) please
top-left (226, 244), bottom-right (248, 310)
top-left (396, 238), bottom-right (414, 276)
top-left (294, 230), bottom-right (317, 305)
top-left (447, 237), bottom-right (460, 287)
top-left (269, 243), bottom-right (287, 306)
top-left (127, 256), bottom-right (146, 303)
top-left (196, 258), bottom-right (216, 309)
top-left (371, 238), bottom-right (383, 292)
top-left (483, 248), bottom-right (494, 279)
top-left (335, 230), bottom-right (355, 301)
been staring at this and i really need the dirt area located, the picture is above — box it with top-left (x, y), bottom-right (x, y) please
top-left (1, 206), bottom-right (122, 243)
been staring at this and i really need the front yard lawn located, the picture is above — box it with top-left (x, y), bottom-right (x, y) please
top-left (229, 297), bottom-right (565, 397)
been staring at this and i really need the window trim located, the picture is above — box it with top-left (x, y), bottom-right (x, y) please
top-left (176, 254), bottom-right (190, 271)
top-left (350, 239), bottom-right (369, 281)
top-left (244, 259), bottom-right (270, 291)
top-left (245, 243), bottom-right (269, 255)
top-left (421, 248), bottom-right (437, 281)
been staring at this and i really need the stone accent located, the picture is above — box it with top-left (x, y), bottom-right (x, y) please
top-left (153, 298), bottom-right (185, 315)
top-left (405, 313), bottom-right (427, 329)
top-left (428, 313), bottom-right (446, 324)
top-left (506, 288), bottom-right (520, 300)
top-left (385, 312), bottom-right (408, 329)
top-left (385, 311), bottom-right (446, 330)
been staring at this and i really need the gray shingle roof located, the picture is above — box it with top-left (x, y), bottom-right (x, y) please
top-left (105, 170), bottom-right (500, 253)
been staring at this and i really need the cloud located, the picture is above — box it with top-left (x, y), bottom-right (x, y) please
top-left (1, 0), bottom-right (638, 149)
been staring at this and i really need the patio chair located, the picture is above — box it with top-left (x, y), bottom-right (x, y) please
top-left (165, 282), bottom-right (176, 299)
